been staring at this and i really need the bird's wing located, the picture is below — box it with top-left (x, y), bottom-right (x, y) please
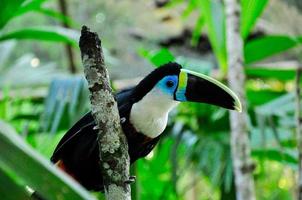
top-left (115, 87), bottom-right (135, 118)
top-left (50, 112), bottom-right (95, 162)
top-left (50, 87), bottom-right (135, 163)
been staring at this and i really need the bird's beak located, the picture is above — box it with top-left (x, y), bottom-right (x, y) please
top-left (175, 69), bottom-right (242, 112)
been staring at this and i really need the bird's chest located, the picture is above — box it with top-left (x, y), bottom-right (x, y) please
top-left (129, 105), bottom-right (168, 138)
top-left (125, 87), bottom-right (179, 138)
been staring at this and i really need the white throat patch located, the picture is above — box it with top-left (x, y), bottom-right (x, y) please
top-left (129, 87), bottom-right (179, 138)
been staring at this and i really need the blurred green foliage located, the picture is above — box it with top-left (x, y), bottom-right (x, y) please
top-left (0, 0), bottom-right (302, 200)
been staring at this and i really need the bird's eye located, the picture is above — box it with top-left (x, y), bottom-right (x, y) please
top-left (166, 80), bottom-right (175, 88)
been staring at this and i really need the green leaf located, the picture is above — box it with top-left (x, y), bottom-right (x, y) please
top-left (240, 0), bottom-right (269, 39)
top-left (244, 36), bottom-right (302, 64)
top-left (0, 167), bottom-right (30, 200)
top-left (0, 120), bottom-right (96, 200)
top-left (245, 66), bottom-right (296, 80)
top-left (252, 148), bottom-right (297, 164)
top-left (0, 0), bottom-right (27, 29)
top-left (35, 8), bottom-right (75, 26)
top-left (255, 93), bottom-right (295, 117)
top-left (0, 27), bottom-right (79, 46)
top-left (181, 0), bottom-right (198, 19)
top-left (15, 0), bottom-right (48, 17)
top-left (199, 0), bottom-right (227, 72)
top-left (246, 89), bottom-right (284, 106)
top-left (0, 0), bottom-right (49, 29)
top-left (191, 13), bottom-right (204, 46)
top-left (139, 48), bottom-right (175, 67)
top-left (40, 77), bottom-right (89, 134)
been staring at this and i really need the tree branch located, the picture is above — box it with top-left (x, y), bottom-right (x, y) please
top-left (79, 26), bottom-right (131, 200)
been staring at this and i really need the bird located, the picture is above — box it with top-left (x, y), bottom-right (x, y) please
top-left (50, 62), bottom-right (241, 191)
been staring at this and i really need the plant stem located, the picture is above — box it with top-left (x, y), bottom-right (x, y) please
top-left (224, 0), bottom-right (256, 199)
top-left (79, 26), bottom-right (131, 200)
top-left (58, 0), bottom-right (76, 74)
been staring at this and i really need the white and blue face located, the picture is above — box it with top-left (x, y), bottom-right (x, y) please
top-left (130, 75), bottom-right (180, 138)
top-left (155, 75), bottom-right (178, 99)
top-left (153, 69), bottom-right (242, 111)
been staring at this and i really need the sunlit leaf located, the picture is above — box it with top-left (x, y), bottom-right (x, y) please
top-left (252, 149), bottom-right (297, 164)
top-left (240, 0), bottom-right (269, 39)
top-left (0, 0), bottom-right (27, 29)
top-left (0, 120), bottom-right (96, 200)
top-left (199, 0), bottom-right (227, 72)
top-left (15, 0), bottom-right (48, 17)
top-left (139, 48), bottom-right (175, 67)
top-left (181, 0), bottom-right (198, 19)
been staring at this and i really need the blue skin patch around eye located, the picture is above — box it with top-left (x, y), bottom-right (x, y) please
top-left (156, 75), bottom-right (178, 96)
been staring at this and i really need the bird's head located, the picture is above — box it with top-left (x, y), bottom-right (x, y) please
top-left (133, 62), bottom-right (241, 112)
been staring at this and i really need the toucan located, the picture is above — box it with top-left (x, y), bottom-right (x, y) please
top-left (51, 62), bottom-right (241, 191)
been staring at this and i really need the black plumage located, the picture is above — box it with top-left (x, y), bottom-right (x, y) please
top-left (50, 62), bottom-right (240, 191)
top-left (51, 63), bottom-right (182, 191)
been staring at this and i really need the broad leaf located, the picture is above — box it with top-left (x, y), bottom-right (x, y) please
top-left (139, 48), bottom-right (175, 67)
top-left (252, 149), bottom-right (297, 165)
top-left (0, 167), bottom-right (30, 200)
top-left (244, 36), bottom-right (302, 64)
top-left (0, 120), bottom-right (95, 200)
top-left (245, 66), bottom-right (296, 81)
top-left (0, 0), bottom-right (48, 29)
top-left (247, 89), bottom-right (284, 106)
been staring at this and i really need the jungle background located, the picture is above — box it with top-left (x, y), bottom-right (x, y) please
top-left (0, 0), bottom-right (302, 199)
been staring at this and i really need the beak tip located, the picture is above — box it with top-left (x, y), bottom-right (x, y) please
top-left (233, 100), bottom-right (242, 113)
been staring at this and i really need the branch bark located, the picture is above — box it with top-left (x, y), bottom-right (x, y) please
top-left (224, 1), bottom-right (256, 200)
top-left (296, 65), bottom-right (302, 200)
top-left (79, 26), bottom-right (131, 200)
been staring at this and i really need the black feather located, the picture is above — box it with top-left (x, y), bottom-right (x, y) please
top-left (51, 63), bottom-right (181, 191)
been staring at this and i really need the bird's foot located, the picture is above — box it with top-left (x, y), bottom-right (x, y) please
top-left (125, 175), bottom-right (136, 184)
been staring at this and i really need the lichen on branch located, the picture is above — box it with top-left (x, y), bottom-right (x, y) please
top-left (79, 26), bottom-right (131, 200)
